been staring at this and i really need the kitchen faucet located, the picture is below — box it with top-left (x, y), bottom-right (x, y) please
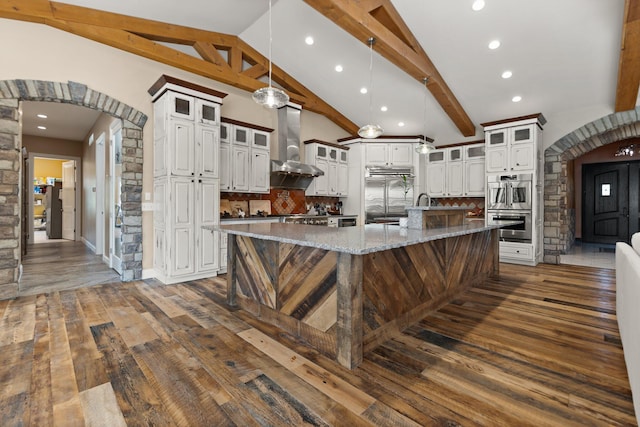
top-left (416, 193), bottom-right (432, 207)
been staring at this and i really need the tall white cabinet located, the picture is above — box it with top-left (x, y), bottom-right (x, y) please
top-left (482, 114), bottom-right (546, 266)
top-left (425, 143), bottom-right (485, 198)
top-left (150, 76), bottom-right (226, 284)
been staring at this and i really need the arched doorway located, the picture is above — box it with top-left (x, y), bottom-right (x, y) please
top-left (0, 79), bottom-right (147, 299)
top-left (543, 107), bottom-right (640, 263)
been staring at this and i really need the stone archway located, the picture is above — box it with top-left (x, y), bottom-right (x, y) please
top-left (543, 107), bottom-right (640, 263)
top-left (0, 79), bottom-right (147, 298)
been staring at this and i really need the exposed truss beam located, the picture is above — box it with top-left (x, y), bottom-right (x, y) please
top-left (304, 0), bottom-right (476, 137)
top-left (0, 0), bottom-right (359, 134)
top-left (615, 0), bottom-right (640, 112)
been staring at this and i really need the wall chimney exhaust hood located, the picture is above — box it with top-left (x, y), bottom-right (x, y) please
top-left (270, 103), bottom-right (323, 190)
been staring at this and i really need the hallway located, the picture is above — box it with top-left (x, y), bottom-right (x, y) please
top-left (20, 240), bottom-right (120, 297)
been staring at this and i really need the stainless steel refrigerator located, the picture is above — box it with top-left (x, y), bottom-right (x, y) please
top-left (364, 166), bottom-right (414, 223)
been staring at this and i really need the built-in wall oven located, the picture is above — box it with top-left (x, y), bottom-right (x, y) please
top-left (487, 210), bottom-right (532, 242)
top-left (487, 173), bottom-right (533, 210)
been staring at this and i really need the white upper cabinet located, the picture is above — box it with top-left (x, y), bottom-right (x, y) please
top-left (485, 124), bottom-right (537, 173)
top-left (196, 99), bottom-right (219, 126)
top-left (425, 143), bottom-right (485, 197)
top-left (365, 143), bottom-right (414, 167)
top-left (305, 141), bottom-right (349, 197)
top-left (219, 119), bottom-right (273, 194)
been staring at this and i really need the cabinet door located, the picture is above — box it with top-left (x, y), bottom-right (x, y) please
top-left (486, 129), bottom-right (508, 148)
top-left (313, 158), bottom-right (329, 195)
top-left (170, 178), bottom-right (195, 276)
top-left (328, 161), bottom-right (338, 195)
top-left (169, 120), bottom-right (195, 176)
top-left (390, 144), bottom-right (413, 166)
top-left (486, 147), bottom-right (509, 173)
top-left (337, 162), bottom-right (348, 196)
top-left (339, 149), bottom-right (348, 163)
top-left (196, 125), bottom-right (219, 178)
top-left (153, 134), bottom-right (167, 178)
top-left (153, 227), bottom-right (166, 274)
top-left (464, 144), bottom-right (485, 161)
top-left (233, 126), bottom-right (250, 145)
top-left (169, 92), bottom-right (194, 120)
top-left (196, 179), bottom-right (219, 272)
top-left (426, 163), bottom-right (446, 196)
top-left (428, 149), bottom-right (446, 163)
top-left (510, 124), bottom-right (535, 144)
top-left (231, 146), bottom-right (249, 191)
top-left (252, 130), bottom-right (270, 150)
top-left (196, 99), bottom-right (219, 126)
top-left (219, 143), bottom-right (231, 191)
top-left (220, 122), bottom-right (231, 144)
top-left (250, 150), bottom-right (270, 193)
top-left (448, 147), bottom-right (463, 162)
top-left (465, 161), bottom-right (485, 196)
top-left (315, 144), bottom-right (329, 159)
top-left (446, 161), bottom-right (464, 196)
top-left (510, 143), bottom-right (535, 171)
top-left (365, 144), bottom-right (388, 165)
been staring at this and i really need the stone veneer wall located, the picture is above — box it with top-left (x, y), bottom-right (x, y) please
top-left (0, 80), bottom-right (147, 299)
top-left (544, 107), bottom-right (640, 263)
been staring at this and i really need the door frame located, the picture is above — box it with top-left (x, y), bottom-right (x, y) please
top-left (28, 153), bottom-right (82, 244)
top-left (95, 133), bottom-right (106, 256)
top-left (109, 119), bottom-right (123, 274)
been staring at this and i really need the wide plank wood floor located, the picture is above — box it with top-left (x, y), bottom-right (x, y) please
top-left (0, 262), bottom-right (635, 426)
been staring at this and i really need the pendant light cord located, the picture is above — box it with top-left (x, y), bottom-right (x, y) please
top-left (423, 77), bottom-right (428, 139)
top-left (268, 0), bottom-right (273, 88)
top-left (368, 38), bottom-right (374, 124)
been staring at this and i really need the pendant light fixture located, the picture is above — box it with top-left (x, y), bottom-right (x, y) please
top-left (252, 0), bottom-right (289, 108)
top-left (416, 77), bottom-right (436, 154)
top-left (358, 37), bottom-right (383, 138)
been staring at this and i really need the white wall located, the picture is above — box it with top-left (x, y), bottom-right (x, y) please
top-left (1, 18), bottom-right (349, 270)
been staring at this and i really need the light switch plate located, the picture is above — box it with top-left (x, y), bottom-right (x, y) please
top-left (142, 202), bottom-right (154, 211)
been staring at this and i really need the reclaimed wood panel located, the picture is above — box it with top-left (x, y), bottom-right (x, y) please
top-left (235, 236), bottom-right (279, 308)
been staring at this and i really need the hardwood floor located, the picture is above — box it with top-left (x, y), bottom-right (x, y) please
top-left (20, 241), bottom-right (121, 297)
top-left (0, 263), bottom-right (635, 426)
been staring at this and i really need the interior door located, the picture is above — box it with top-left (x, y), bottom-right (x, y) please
top-left (110, 125), bottom-right (123, 274)
top-left (583, 162), bottom-right (629, 244)
top-left (61, 160), bottom-right (76, 240)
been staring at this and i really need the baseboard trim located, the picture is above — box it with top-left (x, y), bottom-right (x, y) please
top-left (81, 237), bottom-right (97, 254)
top-left (142, 269), bottom-right (155, 280)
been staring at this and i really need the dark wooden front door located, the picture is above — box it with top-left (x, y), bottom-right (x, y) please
top-left (583, 161), bottom-right (640, 244)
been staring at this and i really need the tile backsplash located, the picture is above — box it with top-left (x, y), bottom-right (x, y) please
top-left (221, 190), bottom-right (340, 216)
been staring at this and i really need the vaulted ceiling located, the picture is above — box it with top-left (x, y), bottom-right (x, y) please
top-left (2, 0), bottom-right (635, 145)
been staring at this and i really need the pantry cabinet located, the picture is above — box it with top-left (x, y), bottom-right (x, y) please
top-left (150, 77), bottom-right (226, 284)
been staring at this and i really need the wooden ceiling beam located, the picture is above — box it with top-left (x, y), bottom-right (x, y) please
top-left (304, 0), bottom-right (476, 137)
top-left (615, 0), bottom-right (640, 112)
top-left (0, 0), bottom-right (359, 134)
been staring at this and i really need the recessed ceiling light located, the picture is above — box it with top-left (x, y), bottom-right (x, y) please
top-left (488, 40), bottom-right (501, 50)
top-left (335, 65), bottom-right (343, 72)
top-left (360, 87), bottom-right (368, 94)
top-left (380, 106), bottom-right (388, 112)
top-left (37, 114), bottom-right (47, 119)
top-left (472, 0), bottom-right (485, 11)
top-left (501, 70), bottom-right (513, 79)
top-left (37, 125), bottom-right (46, 130)
top-left (305, 36), bottom-right (314, 46)
top-left (512, 95), bottom-right (522, 103)
top-left (398, 122), bottom-right (405, 127)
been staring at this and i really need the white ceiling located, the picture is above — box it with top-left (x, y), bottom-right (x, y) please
top-left (23, 0), bottom-right (626, 145)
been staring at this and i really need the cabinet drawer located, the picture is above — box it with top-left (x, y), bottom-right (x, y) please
top-left (499, 242), bottom-right (532, 259)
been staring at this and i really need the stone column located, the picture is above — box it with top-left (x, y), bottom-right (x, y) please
top-left (0, 99), bottom-right (21, 299)
top-left (120, 121), bottom-right (143, 281)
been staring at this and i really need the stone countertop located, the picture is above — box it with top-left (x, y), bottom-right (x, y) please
top-left (207, 219), bottom-right (518, 255)
top-left (405, 206), bottom-right (470, 211)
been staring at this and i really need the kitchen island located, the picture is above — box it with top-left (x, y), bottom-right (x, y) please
top-left (209, 220), bottom-right (503, 369)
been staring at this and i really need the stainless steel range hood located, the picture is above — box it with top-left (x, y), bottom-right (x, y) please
top-left (270, 103), bottom-right (323, 190)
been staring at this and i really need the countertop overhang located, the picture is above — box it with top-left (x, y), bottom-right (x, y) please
top-left (207, 220), bottom-right (519, 255)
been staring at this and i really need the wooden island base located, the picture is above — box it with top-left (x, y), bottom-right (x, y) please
top-left (226, 227), bottom-right (499, 369)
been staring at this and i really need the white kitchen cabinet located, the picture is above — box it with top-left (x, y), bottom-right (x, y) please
top-left (219, 143), bottom-right (231, 191)
top-left (464, 143), bottom-right (485, 196)
top-left (231, 145), bottom-right (249, 192)
top-left (482, 113), bottom-right (545, 266)
top-left (220, 119), bottom-right (272, 194)
top-left (426, 146), bottom-right (475, 197)
top-left (485, 124), bottom-right (537, 173)
top-left (365, 143), bottom-right (413, 167)
top-left (151, 81), bottom-right (223, 284)
top-left (305, 141), bottom-right (348, 196)
top-left (250, 150), bottom-right (270, 193)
